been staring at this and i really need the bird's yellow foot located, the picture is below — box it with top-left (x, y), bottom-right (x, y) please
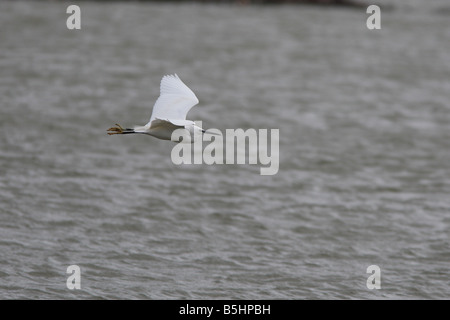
top-left (107, 123), bottom-right (125, 135)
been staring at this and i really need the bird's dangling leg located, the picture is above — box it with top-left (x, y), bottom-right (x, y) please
top-left (107, 123), bottom-right (124, 135)
top-left (107, 123), bottom-right (127, 135)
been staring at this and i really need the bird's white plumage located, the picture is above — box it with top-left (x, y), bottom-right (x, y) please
top-left (108, 74), bottom-right (203, 142)
top-left (146, 74), bottom-right (199, 127)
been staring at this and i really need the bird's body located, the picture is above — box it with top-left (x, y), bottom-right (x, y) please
top-left (107, 74), bottom-right (204, 142)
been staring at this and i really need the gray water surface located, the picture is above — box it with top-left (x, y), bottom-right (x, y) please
top-left (0, 1), bottom-right (449, 299)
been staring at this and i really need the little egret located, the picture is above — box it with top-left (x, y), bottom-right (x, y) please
top-left (107, 74), bottom-right (204, 142)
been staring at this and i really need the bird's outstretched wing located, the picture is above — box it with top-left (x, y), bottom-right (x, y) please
top-left (147, 74), bottom-right (199, 127)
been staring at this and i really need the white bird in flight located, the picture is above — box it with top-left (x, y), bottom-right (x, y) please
top-left (107, 74), bottom-right (204, 142)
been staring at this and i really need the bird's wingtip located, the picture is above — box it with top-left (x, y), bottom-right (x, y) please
top-left (163, 73), bottom-right (178, 78)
